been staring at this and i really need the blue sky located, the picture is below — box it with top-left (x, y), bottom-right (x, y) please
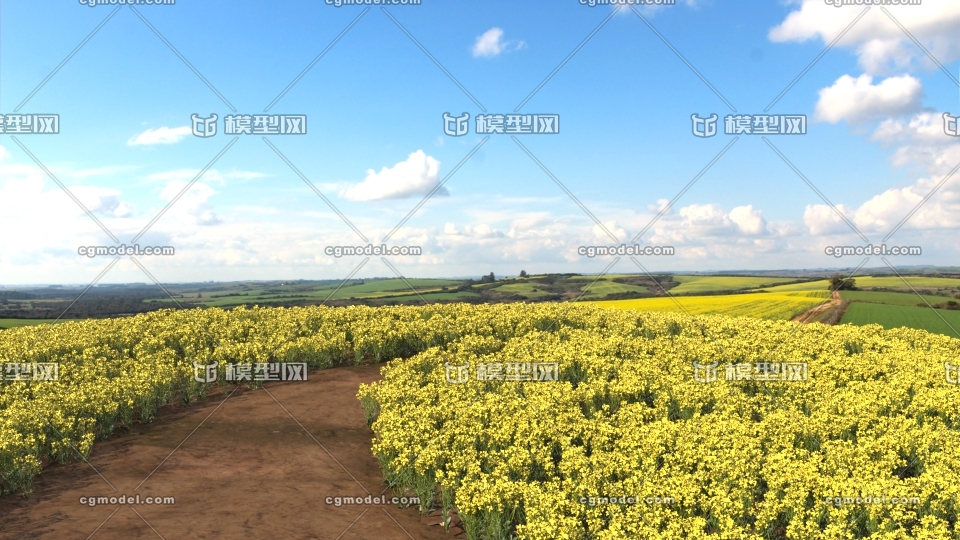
top-left (1, 0), bottom-right (959, 284)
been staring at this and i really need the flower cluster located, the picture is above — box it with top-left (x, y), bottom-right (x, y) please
top-left (2, 302), bottom-right (959, 540)
top-left (359, 305), bottom-right (960, 539)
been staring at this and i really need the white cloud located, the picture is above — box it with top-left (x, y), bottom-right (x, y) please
top-left (729, 205), bottom-right (767, 235)
top-left (341, 150), bottom-right (445, 201)
top-left (72, 186), bottom-right (134, 218)
top-left (770, 1), bottom-right (960, 75)
top-left (803, 203), bottom-right (854, 236)
top-left (646, 198), bottom-right (672, 214)
top-left (870, 112), bottom-right (960, 172)
top-left (157, 181), bottom-right (222, 226)
top-left (592, 220), bottom-right (627, 242)
top-left (472, 28), bottom-right (525, 58)
top-left (128, 126), bottom-right (193, 146)
top-left (803, 178), bottom-right (960, 237)
top-left (814, 74), bottom-right (923, 124)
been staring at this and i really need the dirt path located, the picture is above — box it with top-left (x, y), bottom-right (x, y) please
top-left (792, 290), bottom-right (842, 324)
top-left (0, 365), bottom-right (459, 540)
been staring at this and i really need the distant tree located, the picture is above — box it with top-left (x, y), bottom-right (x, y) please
top-left (828, 274), bottom-right (856, 291)
top-left (519, 270), bottom-right (528, 278)
top-left (480, 272), bottom-right (496, 284)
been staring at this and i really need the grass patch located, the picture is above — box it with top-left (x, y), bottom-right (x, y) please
top-left (671, 276), bottom-right (799, 294)
top-left (841, 302), bottom-right (960, 338)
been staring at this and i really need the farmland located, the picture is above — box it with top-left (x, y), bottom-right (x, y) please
top-left (0, 319), bottom-right (61, 330)
top-left (842, 302), bottom-right (960, 336)
top-left (3, 303), bottom-right (956, 538)
top-left (669, 275), bottom-right (799, 294)
top-left (588, 291), bottom-right (829, 321)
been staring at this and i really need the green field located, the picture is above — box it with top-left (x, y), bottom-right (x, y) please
top-left (578, 281), bottom-right (649, 297)
top-left (148, 279), bottom-right (464, 306)
top-left (564, 274), bottom-right (646, 281)
top-left (759, 280), bottom-right (831, 292)
top-left (670, 275), bottom-right (799, 294)
top-left (853, 276), bottom-right (960, 290)
top-left (841, 302), bottom-right (960, 338)
top-left (493, 283), bottom-right (557, 298)
top-left (388, 291), bottom-right (480, 302)
top-left (0, 319), bottom-right (64, 329)
top-left (839, 290), bottom-right (953, 307)
top-left (589, 291), bottom-right (828, 321)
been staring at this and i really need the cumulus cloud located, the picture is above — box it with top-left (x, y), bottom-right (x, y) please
top-left (472, 28), bottom-right (525, 58)
top-left (128, 126), bottom-right (193, 146)
top-left (814, 74), bottom-right (923, 124)
top-left (729, 205), bottom-right (767, 235)
top-left (73, 186), bottom-right (134, 218)
top-left (592, 220), bottom-right (627, 242)
top-left (646, 198), bottom-right (672, 214)
top-left (341, 150), bottom-right (446, 201)
top-left (804, 177), bottom-right (960, 237)
top-left (651, 203), bottom-right (771, 240)
top-left (770, 1), bottom-right (960, 75)
top-left (871, 112), bottom-right (960, 172)
top-left (803, 204), bottom-right (855, 236)
top-left (158, 181), bottom-right (222, 226)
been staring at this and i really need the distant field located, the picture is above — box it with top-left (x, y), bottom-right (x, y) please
top-left (853, 276), bottom-right (960, 290)
top-left (149, 279), bottom-right (464, 306)
top-left (388, 291), bottom-right (479, 302)
top-left (564, 274), bottom-right (644, 281)
top-left (841, 303), bottom-right (960, 338)
top-left (578, 281), bottom-right (649, 297)
top-left (670, 275), bottom-right (799, 294)
top-left (0, 319), bottom-right (63, 329)
top-left (761, 276), bottom-right (960, 295)
top-left (589, 291), bottom-right (828, 321)
top-left (760, 280), bottom-right (831, 292)
top-left (839, 290), bottom-right (953, 307)
top-left (494, 283), bottom-right (556, 298)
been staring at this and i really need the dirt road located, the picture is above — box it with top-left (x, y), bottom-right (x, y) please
top-left (0, 365), bottom-right (458, 540)
top-left (792, 290), bottom-right (843, 324)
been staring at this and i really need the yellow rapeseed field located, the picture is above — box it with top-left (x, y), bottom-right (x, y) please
top-left (2, 303), bottom-right (958, 539)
